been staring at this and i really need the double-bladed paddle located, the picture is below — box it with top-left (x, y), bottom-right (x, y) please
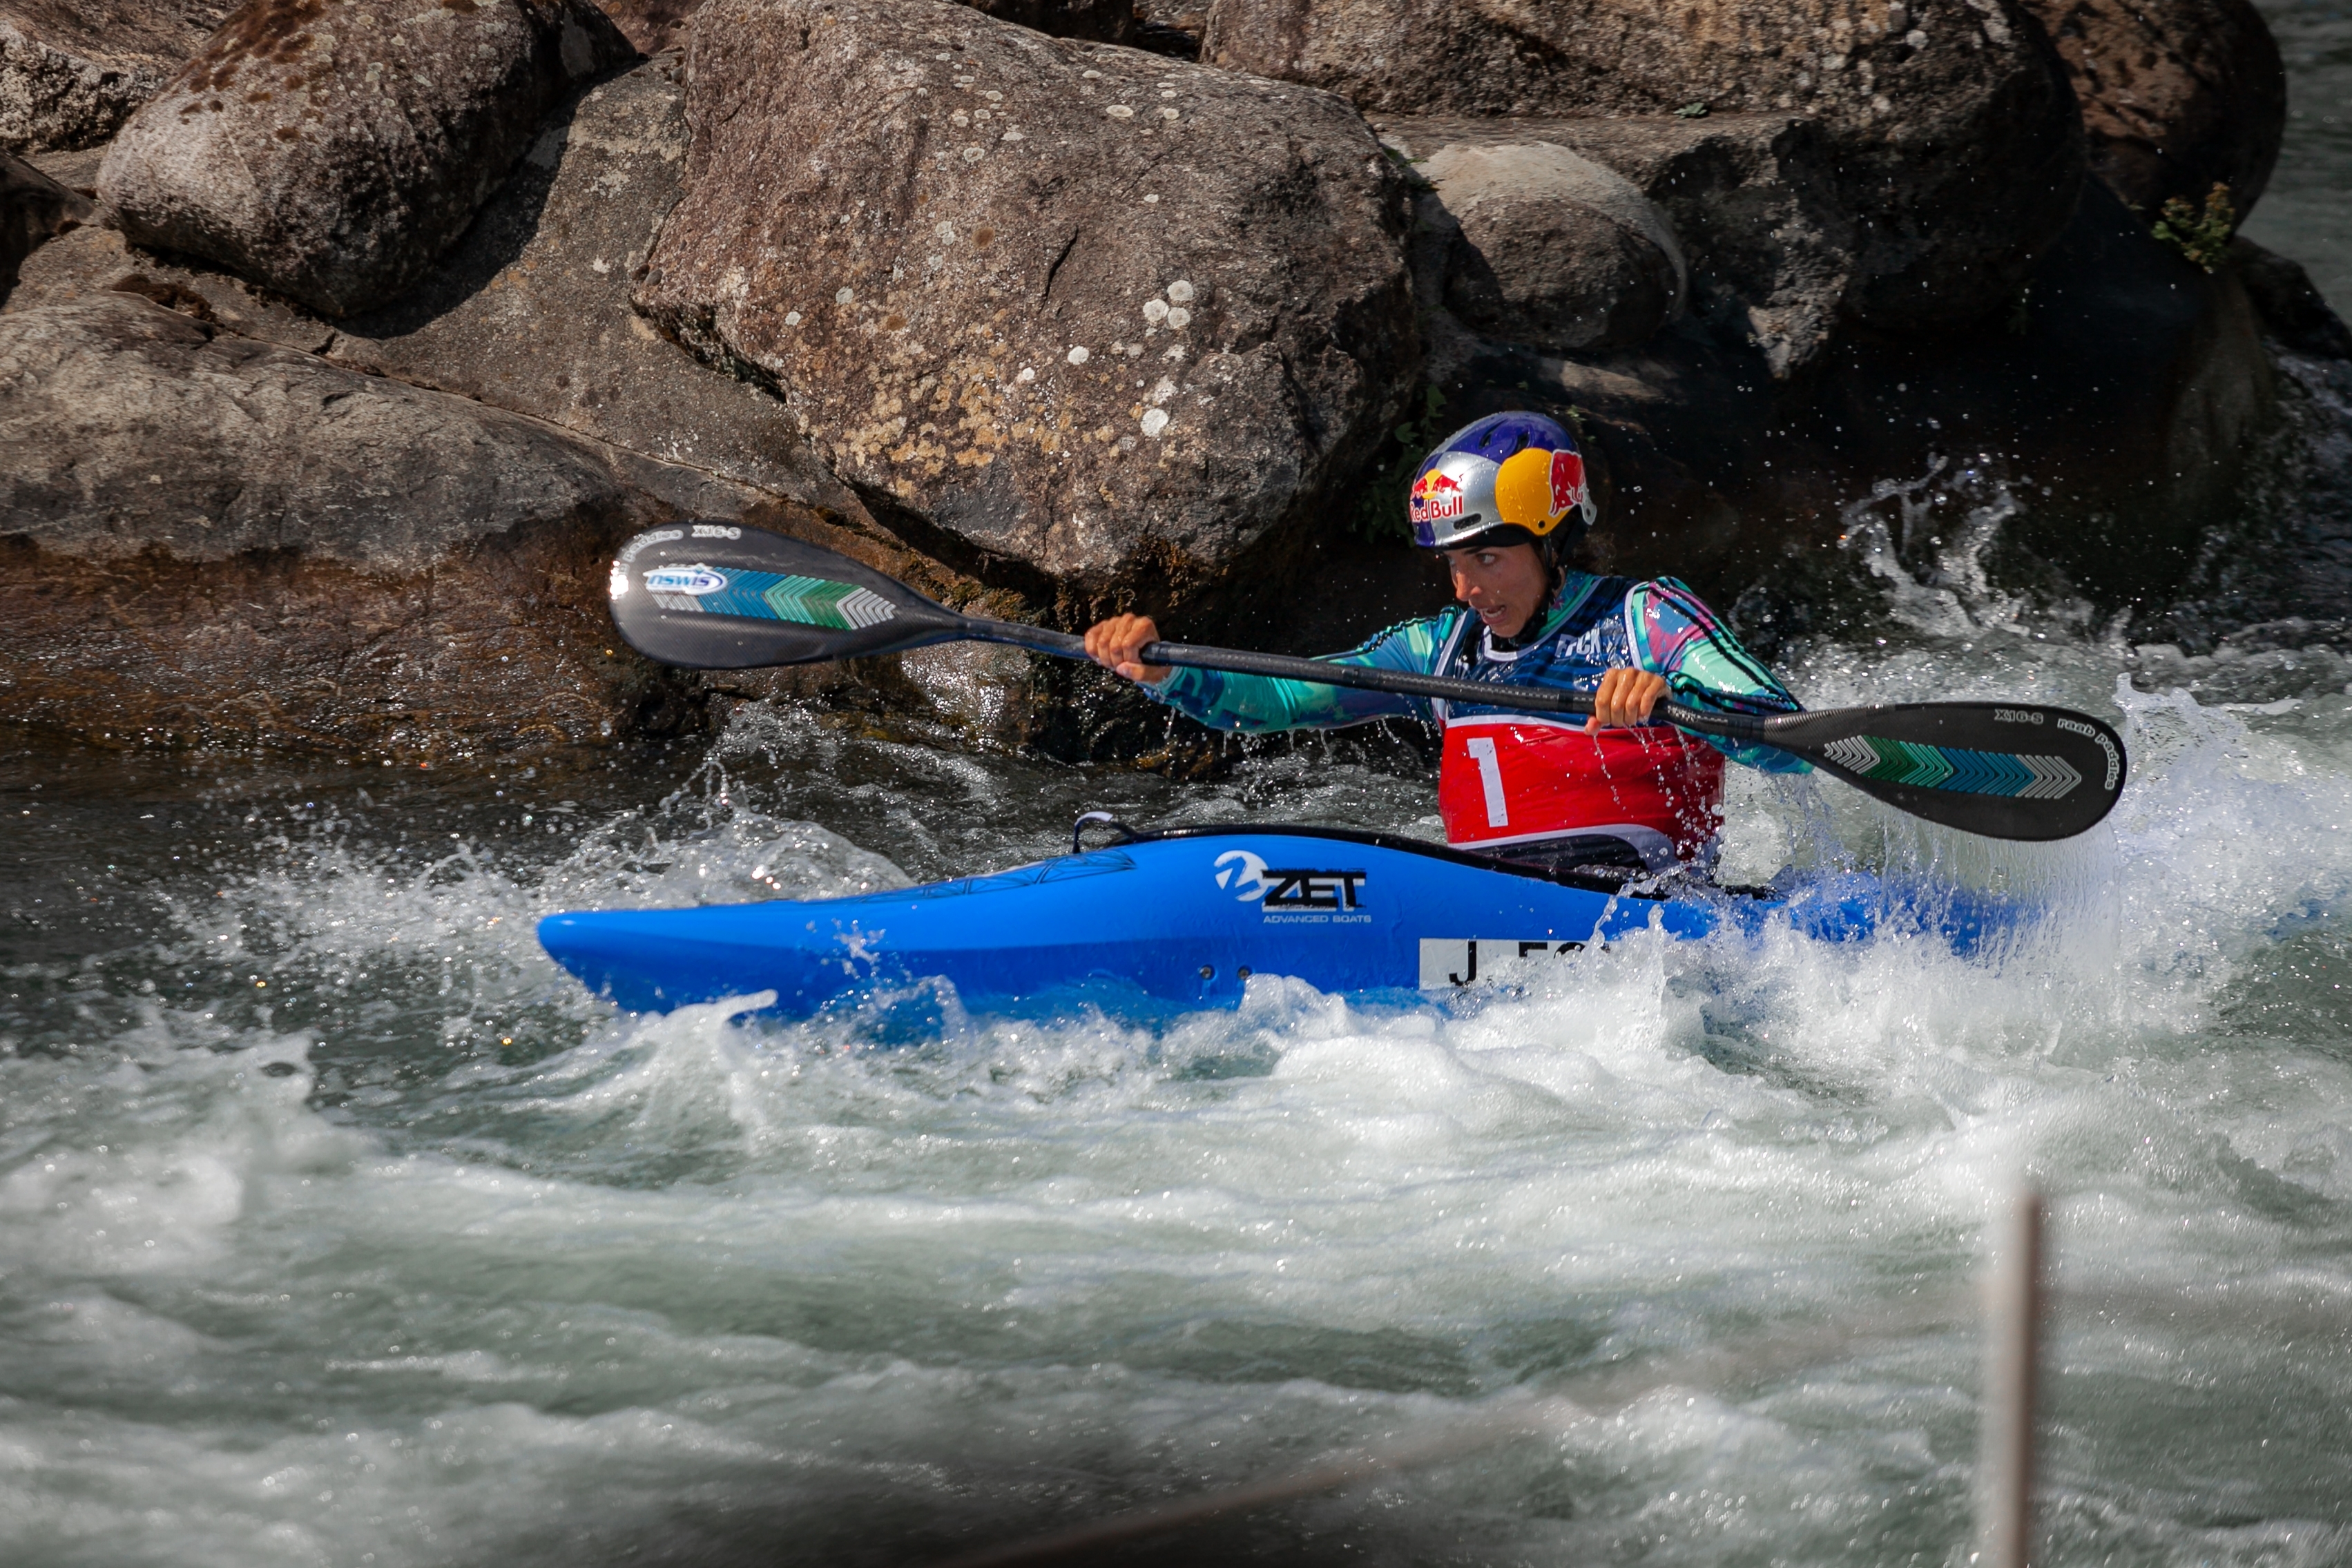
top-left (607, 523), bottom-right (2128, 842)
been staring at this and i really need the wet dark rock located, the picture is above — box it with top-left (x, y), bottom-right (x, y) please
top-left (1204, 0), bottom-right (2083, 341)
top-left (0, 1), bottom-right (231, 153)
top-left (2230, 236), bottom-right (2352, 362)
top-left (1405, 179), bottom-right (2276, 618)
top-left (0, 148), bottom-right (85, 295)
top-left (99, 0), bottom-right (633, 318)
top-left (635, 0), bottom-right (1418, 614)
top-left (2018, 0), bottom-right (2285, 217)
top-left (1413, 142), bottom-right (1682, 356)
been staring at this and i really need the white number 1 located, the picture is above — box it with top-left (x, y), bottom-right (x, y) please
top-left (1465, 735), bottom-right (1508, 826)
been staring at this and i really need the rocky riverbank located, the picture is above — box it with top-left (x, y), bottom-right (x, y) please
top-left (2, 0), bottom-right (2347, 766)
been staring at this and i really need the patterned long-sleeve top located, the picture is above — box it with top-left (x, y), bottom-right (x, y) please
top-left (1145, 572), bottom-right (1810, 773)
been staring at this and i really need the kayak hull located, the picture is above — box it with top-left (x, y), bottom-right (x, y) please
top-left (538, 826), bottom-right (2000, 1019)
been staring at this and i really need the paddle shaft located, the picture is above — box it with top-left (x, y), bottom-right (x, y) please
top-left (955, 617), bottom-right (1764, 740)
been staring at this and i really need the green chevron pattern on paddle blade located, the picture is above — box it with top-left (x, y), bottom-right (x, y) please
top-left (1790, 707), bottom-right (2126, 840)
top-left (610, 524), bottom-right (965, 669)
top-left (761, 574), bottom-right (897, 630)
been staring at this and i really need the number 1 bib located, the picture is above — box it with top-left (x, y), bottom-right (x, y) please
top-left (1437, 715), bottom-right (1726, 870)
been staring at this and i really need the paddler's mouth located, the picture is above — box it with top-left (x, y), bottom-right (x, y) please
top-left (1470, 600), bottom-right (1519, 630)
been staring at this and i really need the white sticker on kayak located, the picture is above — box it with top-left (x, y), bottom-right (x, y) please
top-left (1417, 938), bottom-right (1585, 989)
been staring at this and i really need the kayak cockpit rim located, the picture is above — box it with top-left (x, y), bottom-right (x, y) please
top-left (1097, 822), bottom-right (1777, 902)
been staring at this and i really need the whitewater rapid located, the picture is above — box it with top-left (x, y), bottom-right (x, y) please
top-left (4, 585), bottom-right (2351, 1565)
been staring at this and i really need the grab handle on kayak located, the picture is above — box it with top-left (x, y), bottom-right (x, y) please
top-left (1072, 811), bottom-right (1145, 854)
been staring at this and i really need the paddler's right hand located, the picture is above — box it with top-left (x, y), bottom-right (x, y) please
top-left (1084, 614), bottom-right (1172, 686)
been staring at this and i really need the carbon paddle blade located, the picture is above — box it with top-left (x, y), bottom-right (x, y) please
top-left (608, 523), bottom-right (969, 668)
top-left (1760, 701), bottom-right (2128, 841)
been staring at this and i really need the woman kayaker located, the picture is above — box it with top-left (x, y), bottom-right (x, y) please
top-left (1083, 411), bottom-right (1809, 879)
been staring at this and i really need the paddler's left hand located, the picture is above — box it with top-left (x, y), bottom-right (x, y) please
top-left (1084, 614), bottom-right (1172, 685)
top-left (1588, 668), bottom-right (1670, 731)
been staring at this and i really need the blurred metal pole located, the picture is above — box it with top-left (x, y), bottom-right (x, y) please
top-left (1975, 1185), bottom-right (2045, 1568)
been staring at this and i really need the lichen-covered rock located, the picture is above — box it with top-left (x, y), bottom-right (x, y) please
top-left (1204, 0), bottom-right (2082, 337)
top-left (97, 0), bottom-right (633, 318)
top-left (1, 148), bottom-right (85, 293)
top-left (1382, 113), bottom-right (1852, 376)
top-left (0, 2), bottom-right (231, 154)
top-left (635, 0), bottom-right (1418, 607)
top-left (2016, 0), bottom-right (2284, 217)
top-left (1415, 142), bottom-right (1683, 355)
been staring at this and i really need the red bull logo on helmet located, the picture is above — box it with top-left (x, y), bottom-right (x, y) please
top-left (1410, 468), bottom-right (1467, 526)
top-left (1550, 449), bottom-right (1588, 521)
top-left (1410, 410), bottom-right (1593, 547)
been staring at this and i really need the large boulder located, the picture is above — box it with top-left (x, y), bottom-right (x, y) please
top-left (97, 0), bottom-right (632, 318)
top-left (1414, 142), bottom-right (1684, 356)
top-left (635, 0), bottom-right (1419, 612)
top-left (2016, 0), bottom-right (2285, 218)
top-left (1204, 0), bottom-right (2083, 338)
top-left (1380, 113), bottom-right (1853, 377)
top-left (0, 1), bottom-right (230, 153)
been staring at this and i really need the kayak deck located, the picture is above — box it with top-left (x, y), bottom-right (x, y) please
top-left (538, 825), bottom-right (2005, 1019)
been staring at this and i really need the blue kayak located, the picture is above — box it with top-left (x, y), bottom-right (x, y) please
top-left (538, 825), bottom-right (2012, 1019)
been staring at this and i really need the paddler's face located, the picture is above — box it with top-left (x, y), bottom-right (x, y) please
top-left (1443, 542), bottom-right (1550, 640)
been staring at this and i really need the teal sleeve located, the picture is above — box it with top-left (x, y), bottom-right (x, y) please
top-left (1146, 613), bottom-right (1459, 733)
top-left (1626, 578), bottom-right (1812, 775)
